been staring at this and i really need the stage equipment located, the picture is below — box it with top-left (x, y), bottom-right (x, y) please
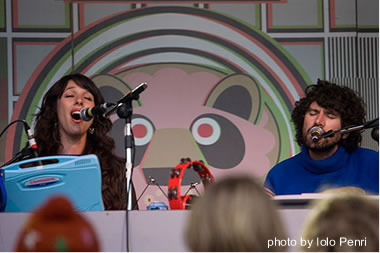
top-left (112, 82), bottom-right (147, 210)
top-left (133, 176), bottom-right (167, 210)
top-left (1, 154), bottom-right (104, 212)
top-left (317, 118), bottom-right (379, 142)
top-left (168, 158), bottom-right (214, 210)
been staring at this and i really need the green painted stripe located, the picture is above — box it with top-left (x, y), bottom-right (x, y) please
top-left (104, 33), bottom-right (294, 121)
top-left (357, 25), bottom-right (379, 29)
top-left (275, 44), bottom-right (312, 85)
top-left (64, 3), bottom-right (71, 27)
top-left (255, 4), bottom-right (261, 30)
top-left (317, 0), bottom-right (323, 27)
top-left (320, 42), bottom-right (325, 79)
top-left (16, 24), bottom-right (70, 29)
top-left (0, 0), bottom-right (5, 29)
top-left (0, 38), bottom-right (7, 79)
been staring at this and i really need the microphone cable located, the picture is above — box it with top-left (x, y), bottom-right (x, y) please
top-left (0, 119), bottom-right (28, 140)
top-left (0, 120), bottom-right (38, 166)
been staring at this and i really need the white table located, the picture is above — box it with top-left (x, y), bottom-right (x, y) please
top-left (0, 207), bottom-right (311, 252)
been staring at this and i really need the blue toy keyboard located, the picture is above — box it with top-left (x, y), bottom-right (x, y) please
top-left (1, 154), bottom-right (104, 212)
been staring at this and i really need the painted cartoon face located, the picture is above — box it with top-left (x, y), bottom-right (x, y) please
top-left (302, 101), bottom-right (343, 153)
top-left (94, 65), bottom-right (289, 209)
top-left (57, 81), bottom-right (95, 141)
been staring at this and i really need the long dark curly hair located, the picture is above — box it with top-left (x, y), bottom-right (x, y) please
top-left (34, 73), bottom-right (126, 210)
top-left (292, 80), bottom-right (366, 152)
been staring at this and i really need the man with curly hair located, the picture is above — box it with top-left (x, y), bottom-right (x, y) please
top-left (265, 80), bottom-right (379, 195)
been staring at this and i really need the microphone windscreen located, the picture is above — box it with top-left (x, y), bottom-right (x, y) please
top-left (309, 126), bottom-right (324, 143)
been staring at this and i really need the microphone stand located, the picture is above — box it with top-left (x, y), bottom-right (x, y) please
top-left (116, 100), bottom-right (133, 252)
top-left (319, 118), bottom-right (379, 141)
top-left (116, 95), bottom-right (141, 252)
top-left (117, 100), bottom-right (134, 210)
top-left (114, 83), bottom-right (147, 210)
top-left (111, 82), bottom-right (147, 252)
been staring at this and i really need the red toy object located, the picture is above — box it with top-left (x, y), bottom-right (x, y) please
top-left (15, 195), bottom-right (100, 252)
top-left (168, 158), bottom-right (214, 210)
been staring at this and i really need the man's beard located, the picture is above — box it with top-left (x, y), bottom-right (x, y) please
top-left (303, 131), bottom-right (342, 153)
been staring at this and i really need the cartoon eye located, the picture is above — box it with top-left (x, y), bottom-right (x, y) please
top-left (190, 114), bottom-right (245, 169)
top-left (191, 117), bottom-right (221, 146)
top-left (132, 117), bottom-right (154, 146)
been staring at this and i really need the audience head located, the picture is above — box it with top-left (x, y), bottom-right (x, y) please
top-left (301, 193), bottom-right (379, 252)
top-left (186, 176), bottom-right (287, 252)
top-left (15, 195), bottom-right (100, 251)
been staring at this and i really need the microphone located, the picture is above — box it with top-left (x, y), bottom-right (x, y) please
top-left (117, 82), bottom-right (148, 104)
top-left (104, 82), bottom-right (148, 118)
top-left (371, 127), bottom-right (379, 142)
top-left (309, 126), bottom-right (324, 143)
top-left (364, 118), bottom-right (379, 129)
top-left (79, 102), bottom-right (115, 121)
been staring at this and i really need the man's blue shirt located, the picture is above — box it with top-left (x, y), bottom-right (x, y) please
top-left (265, 146), bottom-right (379, 195)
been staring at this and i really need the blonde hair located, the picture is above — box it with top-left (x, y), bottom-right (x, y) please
top-left (301, 194), bottom-right (379, 252)
top-left (185, 176), bottom-right (287, 251)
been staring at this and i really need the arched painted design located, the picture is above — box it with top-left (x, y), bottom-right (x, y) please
top-left (7, 6), bottom-right (310, 208)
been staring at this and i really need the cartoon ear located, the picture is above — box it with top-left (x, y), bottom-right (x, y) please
top-left (91, 74), bottom-right (142, 159)
top-left (204, 73), bottom-right (261, 123)
top-left (205, 73), bottom-right (282, 167)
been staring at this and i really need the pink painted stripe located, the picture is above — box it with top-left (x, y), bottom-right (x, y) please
top-left (83, 11), bottom-right (303, 103)
top-left (79, 3), bottom-right (85, 30)
top-left (66, 0), bottom-right (287, 3)
top-left (267, 4), bottom-right (273, 29)
top-left (210, 18), bottom-right (303, 99)
top-left (12, 0), bottom-right (19, 27)
top-left (12, 43), bottom-right (17, 96)
top-left (80, 37), bottom-right (149, 74)
top-left (330, 0), bottom-right (336, 28)
top-left (280, 41), bottom-right (323, 46)
top-left (0, 79), bottom-right (8, 121)
top-left (107, 30), bottom-right (296, 107)
top-left (110, 48), bottom-right (246, 76)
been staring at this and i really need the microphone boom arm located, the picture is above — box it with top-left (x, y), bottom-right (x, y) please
top-left (104, 82), bottom-right (147, 118)
top-left (319, 118), bottom-right (379, 140)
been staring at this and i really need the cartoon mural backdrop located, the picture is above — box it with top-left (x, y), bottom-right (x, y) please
top-left (1, 1), bottom-right (378, 209)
